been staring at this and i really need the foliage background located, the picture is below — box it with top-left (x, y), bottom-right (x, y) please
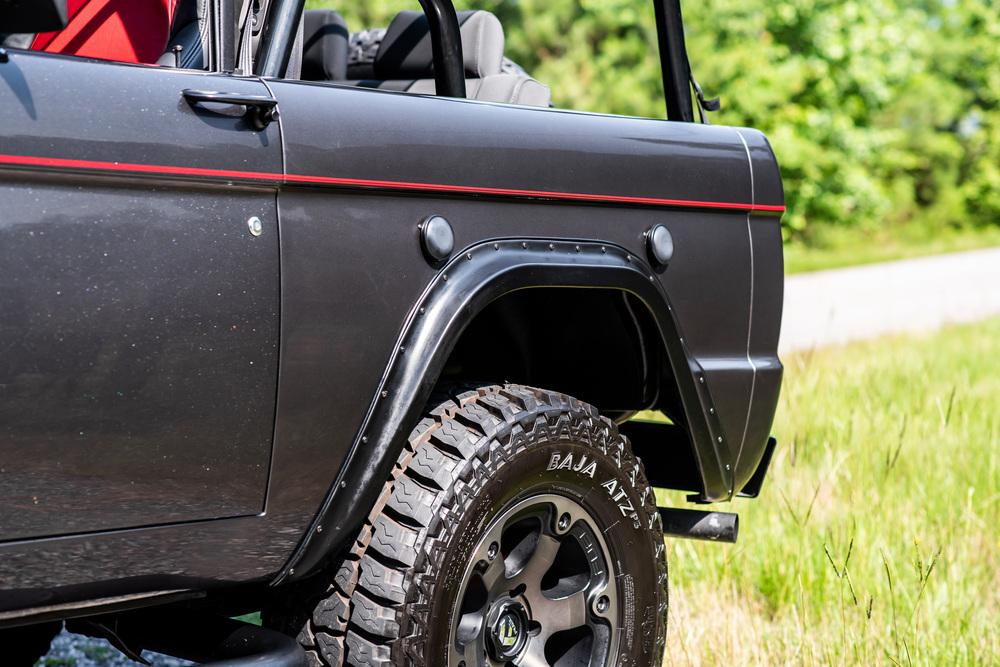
top-left (307, 0), bottom-right (1000, 248)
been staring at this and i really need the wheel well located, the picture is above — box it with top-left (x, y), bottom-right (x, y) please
top-left (438, 287), bottom-right (701, 492)
top-left (439, 288), bottom-right (655, 416)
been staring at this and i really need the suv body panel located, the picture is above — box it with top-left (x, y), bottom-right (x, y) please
top-left (0, 10), bottom-right (783, 619)
top-left (0, 51), bottom-right (282, 542)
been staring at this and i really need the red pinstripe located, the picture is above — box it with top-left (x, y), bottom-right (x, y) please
top-left (0, 154), bottom-right (785, 214)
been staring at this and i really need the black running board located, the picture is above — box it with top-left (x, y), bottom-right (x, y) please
top-left (658, 507), bottom-right (739, 543)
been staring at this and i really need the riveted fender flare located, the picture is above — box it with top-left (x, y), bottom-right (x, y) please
top-left (273, 239), bottom-right (731, 584)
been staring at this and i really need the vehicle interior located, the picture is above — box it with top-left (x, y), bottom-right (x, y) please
top-left (298, 8), bottom-right (551, 105)
top-left (0, 0), bottom-right (208, 68)
top-left (1, 0), bottom-right (552, 106)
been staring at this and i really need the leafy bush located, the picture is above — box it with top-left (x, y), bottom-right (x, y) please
top-left (307, 0), bottom-right (1000, 243)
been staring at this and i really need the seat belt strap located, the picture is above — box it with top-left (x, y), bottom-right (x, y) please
top-left (235, 0), bottom-right (255, 75)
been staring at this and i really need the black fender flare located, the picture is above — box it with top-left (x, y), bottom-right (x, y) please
top-left (273, 238), bottom-right (731, 584)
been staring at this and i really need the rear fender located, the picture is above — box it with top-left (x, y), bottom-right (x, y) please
top-left (274, 238), bottom-right (733, 583)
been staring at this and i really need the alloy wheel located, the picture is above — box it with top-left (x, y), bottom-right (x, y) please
top-left (449, 494), bottom-right (619, 667)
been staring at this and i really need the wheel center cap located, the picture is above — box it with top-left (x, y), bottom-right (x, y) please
top-left (487, 601), bottom-right (528, 660)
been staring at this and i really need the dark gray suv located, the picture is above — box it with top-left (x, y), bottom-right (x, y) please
top-left (0, 0), bottom-right (783, 665)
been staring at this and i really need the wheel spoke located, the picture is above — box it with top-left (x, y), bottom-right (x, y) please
top-left (511, 532), bottom-right (560, 589)
top-left (456, 610), bottom-right (484, 645)
top-left (479, 554), bottom-right (508, 597)
top-left (448, 643), bottom-right (468, 666)
top-left (516, 638), bottom-right (549, 667)
top-left (527, 589), bottom-right (588, 640)
top-left (451, 628), bottom-right (490, 667)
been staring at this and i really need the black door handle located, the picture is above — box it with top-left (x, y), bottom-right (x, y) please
top-left (182, 89), bottom-right (279, 129)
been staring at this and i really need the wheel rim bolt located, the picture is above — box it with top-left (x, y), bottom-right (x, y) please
top-left (558, 513), bottom-right (571, 531)
top-left (596, 595), bottom-right (610, 613)
top-left (487, 542), bottom-right (499, 561)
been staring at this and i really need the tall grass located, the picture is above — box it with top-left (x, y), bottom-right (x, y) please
top-left (661, 317), bottom-right (1000, 665)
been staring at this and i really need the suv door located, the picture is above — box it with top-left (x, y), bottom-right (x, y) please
top-left (0, 49), bottom-right (282, 540)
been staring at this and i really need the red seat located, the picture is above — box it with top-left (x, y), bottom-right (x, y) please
top-left (31, 0), bottom-right (176, 64)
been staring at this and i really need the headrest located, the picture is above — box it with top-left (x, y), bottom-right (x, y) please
top-left (374, 10), bottom-right (504, 80)
top-left (302, 9), bottom-right (349, 81)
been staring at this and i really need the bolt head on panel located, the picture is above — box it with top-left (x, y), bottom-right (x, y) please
top-left (420, 215), bottom-right (455, 263)
top-left (646, 224), bottom-right (674, 266)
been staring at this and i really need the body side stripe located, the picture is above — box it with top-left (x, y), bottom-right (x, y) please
top-left (0, 153), bottom-right (786, 214)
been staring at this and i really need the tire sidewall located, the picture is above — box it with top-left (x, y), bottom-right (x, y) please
top-left (418, 434), bottom-right (664, 666)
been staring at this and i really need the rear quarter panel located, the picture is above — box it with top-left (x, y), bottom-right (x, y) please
top-left (263, 81), bottom-right (782, 516)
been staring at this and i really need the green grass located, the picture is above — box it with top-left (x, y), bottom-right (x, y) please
top-left (659, 317), bottom-right (1000, 665)
top-left (784, 226), bottom-right (1000, 274)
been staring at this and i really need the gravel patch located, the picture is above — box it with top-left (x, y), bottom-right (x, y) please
top-left (37, 629), bottom-right (192, 667)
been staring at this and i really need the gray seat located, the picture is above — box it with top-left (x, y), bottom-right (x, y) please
top-left (355, 10), bottom-right (550, 107)
top-left (375, 10), bottom-right (505, 81)
top-left (359, 74), bottom-right (551, 107)
top-left (302, 9), bottom-right (349, 81)
top-left (314, 10), bottom-right (548, 107)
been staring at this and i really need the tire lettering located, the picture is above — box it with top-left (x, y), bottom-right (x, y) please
top-left (604, 478), bottom-right (640, 525)
top-left (547, 452), bottom-right (597, 478)
top-left (572, 455), bottom-right (595, 478)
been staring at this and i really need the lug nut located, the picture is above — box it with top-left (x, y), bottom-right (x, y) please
top-left (596, 595), bottom-right (610, 613)
top-left (487, 542), bottom-right (499, 561)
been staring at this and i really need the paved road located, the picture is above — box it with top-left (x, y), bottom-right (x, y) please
top-left (780, 247), bottom-right (1000, 354)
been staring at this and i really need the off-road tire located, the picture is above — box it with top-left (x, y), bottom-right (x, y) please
top-left (267, 384), bottom-right (668, 666)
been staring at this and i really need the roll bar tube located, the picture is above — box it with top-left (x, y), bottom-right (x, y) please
top-left (416, 0), bottom-right (467, 98)
top-left (653, 0), bottom-right (695, 122)
top-left (257, 0), bottom-right (305, 78)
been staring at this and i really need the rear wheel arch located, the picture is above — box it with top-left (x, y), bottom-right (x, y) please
top-left (275, 238), bottom-right (727, 585)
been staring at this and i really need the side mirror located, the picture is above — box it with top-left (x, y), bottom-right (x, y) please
top-left (1, 0), bottom-right (67, 34)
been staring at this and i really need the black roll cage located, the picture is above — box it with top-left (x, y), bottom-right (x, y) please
top-left (252, 0), bottom-right (696, 121)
